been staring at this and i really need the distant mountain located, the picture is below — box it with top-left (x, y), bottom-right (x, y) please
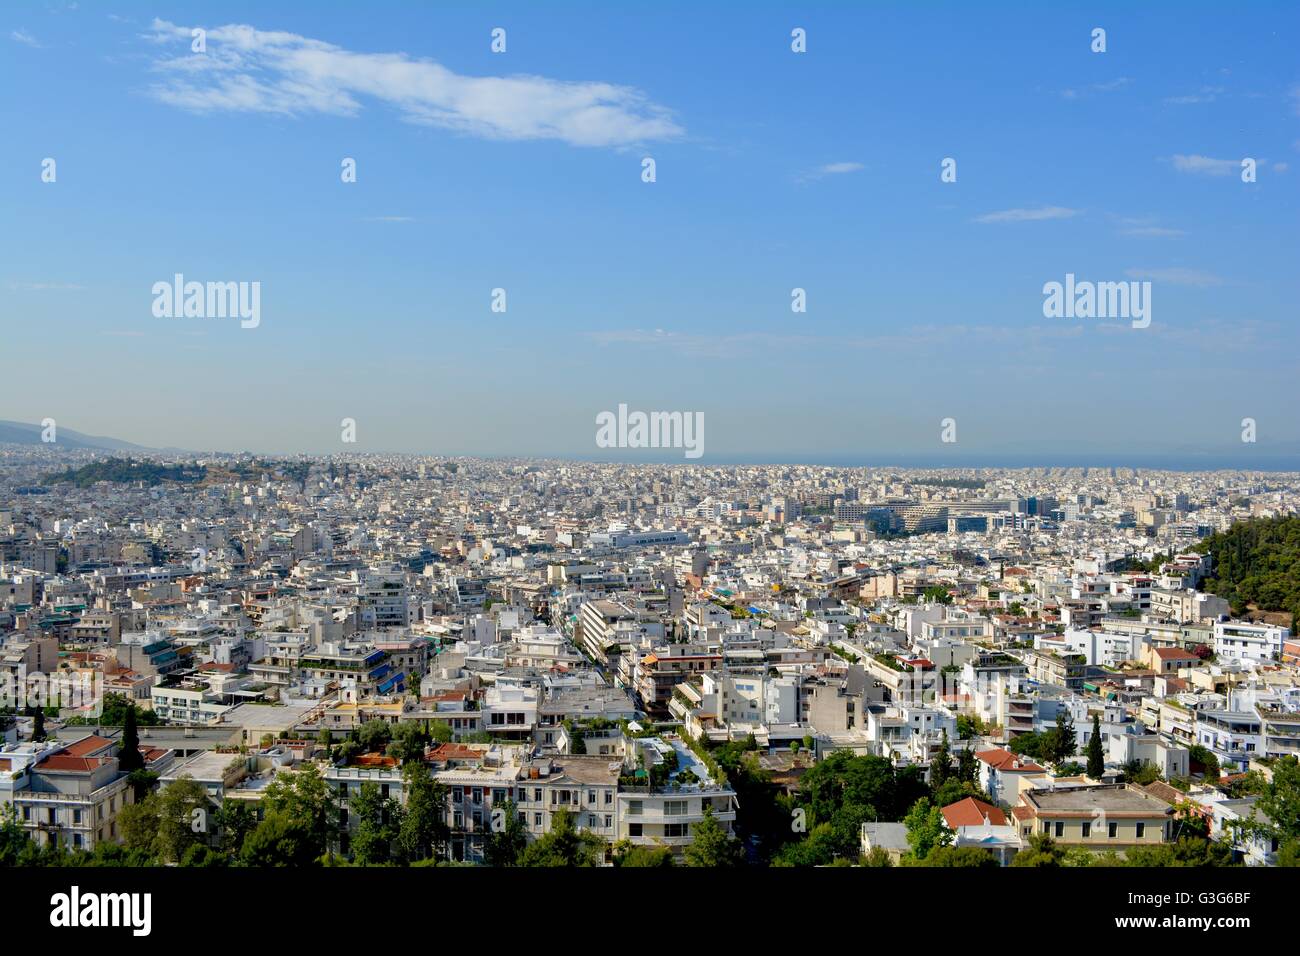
top-left (0, 420), bottom-right (154, 452)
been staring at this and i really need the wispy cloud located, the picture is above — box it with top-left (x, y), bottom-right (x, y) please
top-left (1125, 267), bottom-right (1224, 287)
top-left (1116, 217), bottom-right (1185, 239)
top-left (1061, 77), bottom-right (1131, 99)
top-left (973, 206), bottom-right (1080, 224)
top-left (140, 19), bottom-right (682, 148)
top-left (1163, 85), bottom-right (1224, 105)
top-left (10, 29), bottom-right (41, 48)
top-left (796, 161), bottom-right (864, 183)
top-left (1170, 154), bottom-right (1240, 176)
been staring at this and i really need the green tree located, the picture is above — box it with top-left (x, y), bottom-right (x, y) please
top-left (903, 798), bottom-right (952, 861)
top-left (921, 845), bottom-right (999, 868)
top-left (181, 844), bottom-right (226, 867)
top-left (930, 731), bottom-right (952, 793)
top-left (1124, 836), bottom-right (1234, 867)
top-left (116, 796), bottom-right (161, 858)
top-left (1050, 709), bottom-right (1076, 762)
top-left (262, 763), bottom-right (337, 859)
top-left (517, 809), bottom-right (605, 867)
top-left (395, 761), bottom-right (448, 862)
top-left (429, 721), bottom-right (453, 745)
top-left (683, 805), bottom-right (743, 867)
top-left (240, 810), bottom-right (319, 867)
top-left (861, 846), bottom-right (893, 867)
top-left (153, 777), bottom-right (210, 864)
top-left (1248, 755), bottom-right (1300, 845)
top-left (215, 800), bottom-right (257, 856)
top-left (613, 842), bottom-right (675, 867)
top-left (484, 799), bottom-right (528, 867)
top-left (956, 744), bottom-right (978, 785)
top-left (356, 720), bottom-right (393, 753)
top-left (118, 704), bottom-right (144, 773)
top-left (1121, 759), bottom-right (1162, 786)
top-left (349, 781), bottom-right (401, 864)
top-left (1086, 713), bottom-right (1105, 779)
top-left (386, 722), bottom-right (429, 764)
top-left (1011, 832), bottom-right (1065, 867)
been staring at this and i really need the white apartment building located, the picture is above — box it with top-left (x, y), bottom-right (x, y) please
top-left (1214, 621), bottom-right (1287, 665)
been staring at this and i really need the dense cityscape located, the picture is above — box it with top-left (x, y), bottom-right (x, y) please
top-left (4, 1), bottom-right (1296, 936)
top-left (3, 442), bottom-right (1298, 870)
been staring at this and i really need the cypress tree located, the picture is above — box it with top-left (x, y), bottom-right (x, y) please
top-left (1086, 713), bottom-right (1105, 779)
top-left (119, 704), bottom-right (144, 773)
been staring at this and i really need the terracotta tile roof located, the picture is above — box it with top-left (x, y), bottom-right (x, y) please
top-left (976, 748), bottom-right (1046, 774)
top-left (942, 796), bottom-right (1008, 828)
top-left (39, 755), bottom-right (105, 773)
top-left (1154, 647), bottom-right (1198, 660)
top-left (426, 743), bottom-right (483, 762)
top-left (63, 735), bottom-right (113, 757)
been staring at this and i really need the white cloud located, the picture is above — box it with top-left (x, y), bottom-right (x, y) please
top-left (141, 19), bottom-right (682, 148)
top-left (1116, 217), bottom-right (1185, 239)
top-left (10, 29), bottom-right (41, 48)
top-left (1170, 154), bottom-right (1240, 176)
top-left (795, 161), bottom-right (865, 184)
top-left (1163, 86), bottom-right (1224, 105)
top-left (973, 206), bottom-right (1080, 224)
top-left (1124, 267), bottom-right (1224, 287)
top-left (1061, 77), bottom-right (1131, 99)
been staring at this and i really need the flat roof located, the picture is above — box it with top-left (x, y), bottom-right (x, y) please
top-left (1024, 784), bottom-right (1173, 818)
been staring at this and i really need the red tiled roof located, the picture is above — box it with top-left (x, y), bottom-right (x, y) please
top-left (976, 748), bottom-right (1046, 773)
top-left (942, 796), bottom-right (1008, 828)
top-left (1154, 647), bottom-right (1198, 660)
top-left (63, 735), bottom-right (113, 757)
top-left (39, 755), bottom-right (105, 772)
top-left (426, 743), bottom-right (482, 762)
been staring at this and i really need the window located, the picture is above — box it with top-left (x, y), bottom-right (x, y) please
top-left (1054, 821), bottom-right (1064, 838)
top-left (604, 815), bottom-right (612, 829)
top-left (604, 790), bottom-right (613, 805)
top-left (533, 788), bottom-right (542, 803)
top-left (1081, 821), bottom-right (1090, 838)
top-left (534, 813), bottom-right (542, 827)
top-left (588, 790), bottom-right (597, 805)
top-left (627, 800), bottom-right (643, 816)
top-left (628, 823), bottom-right (642, 837)
top-left (1136, 822), bottom-right (1145, 839)
top-left (1108, 821), bottom-right (1118, 839)
top-left (664, 800), bottom-right (688, 816)
top-left (664, 823), bottom-right (686, 838)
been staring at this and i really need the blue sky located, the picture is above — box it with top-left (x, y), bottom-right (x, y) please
top-left (3, 1), bottom-right (1299, 465)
